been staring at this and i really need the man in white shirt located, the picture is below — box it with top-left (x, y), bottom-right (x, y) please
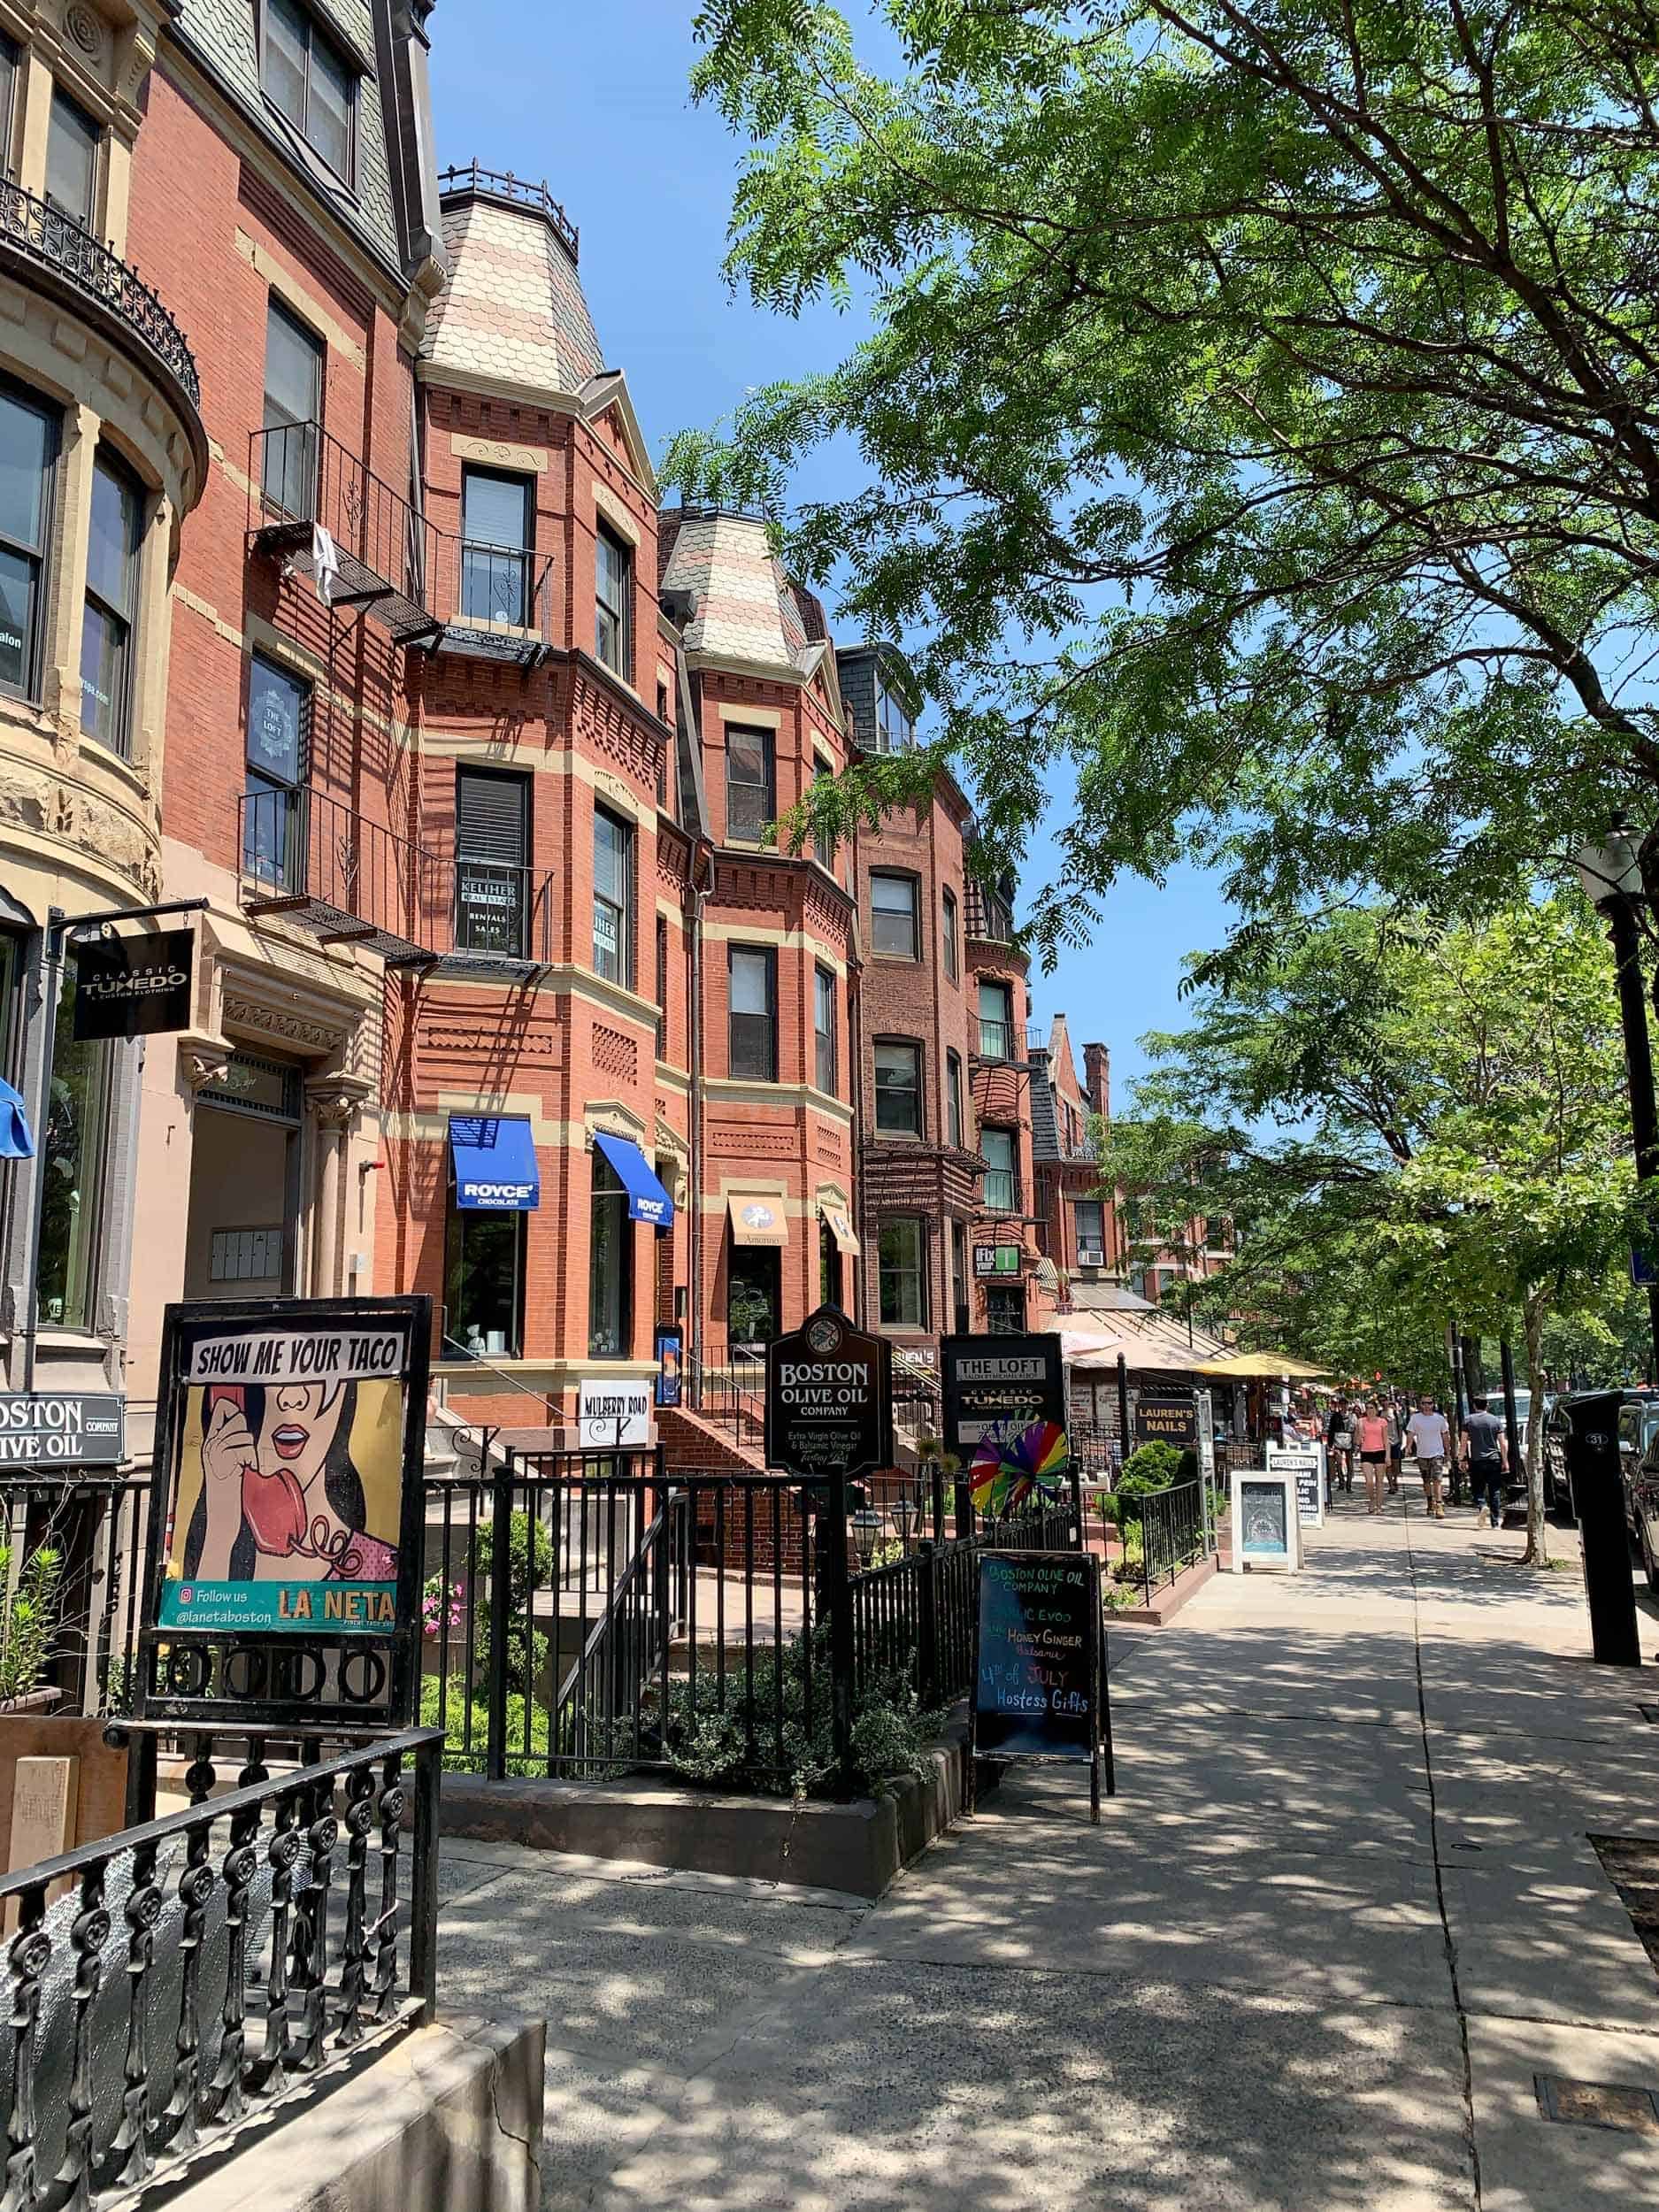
top-left (1407, 1396), bottom-right (1452, 1520)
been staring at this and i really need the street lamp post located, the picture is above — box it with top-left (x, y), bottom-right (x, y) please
top-left (1575, 825), bottom-right (1659, 1370)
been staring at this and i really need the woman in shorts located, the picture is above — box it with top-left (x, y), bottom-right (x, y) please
top-left (1354, 1402), bottom-right (1392, 1515)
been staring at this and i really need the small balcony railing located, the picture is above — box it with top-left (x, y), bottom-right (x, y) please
top-left (981, 1171), bottom-right (1022, 1216)
top-left (0, 179), bottom-right (201, 411)
top-left (249, 422), bottom-right (554, 663)
top-left (239, 785), bottom-right (552, 974)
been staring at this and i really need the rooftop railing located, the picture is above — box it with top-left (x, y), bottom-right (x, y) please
top-left (438, 161), bottom-right (580, 262)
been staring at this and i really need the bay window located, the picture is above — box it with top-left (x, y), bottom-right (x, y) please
top-left (0, 384), bottom-right (58, 702)
top-left (81, 454), bottom-right (141, 757)
top-left (588, 1150), bottom-right (634, 1357)
top-left (879, 1218), bottom-right (927, 1328)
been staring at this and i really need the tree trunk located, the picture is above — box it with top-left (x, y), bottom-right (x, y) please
top-left (1520, 1290), bottom-right (1550, 1567)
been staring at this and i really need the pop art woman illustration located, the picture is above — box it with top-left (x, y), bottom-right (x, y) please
top-left (182, 1379), bottom-right (399, 1584)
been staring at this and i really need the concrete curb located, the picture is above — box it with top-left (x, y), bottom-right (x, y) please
top-left (162, 2013), bottom-right (544, 2212)
top-left (438, 1716), bottom-right (987, 1899)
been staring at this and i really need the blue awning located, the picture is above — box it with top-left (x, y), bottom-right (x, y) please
top-left (449, 1116), bottom-right (540, 1210)
top-left (594, 1131), bottom-right (674, 1227)
top-left (0, 1077), bottom-right (33, 1161)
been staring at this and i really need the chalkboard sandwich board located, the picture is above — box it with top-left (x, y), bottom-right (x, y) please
top-left (970, 1551), bottom-right (1114, 1821)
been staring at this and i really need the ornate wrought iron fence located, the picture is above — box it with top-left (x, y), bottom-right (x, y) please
top-left (0, 1726), bottom-right (442, 2209)
top-left (1136, 1478), bottom-right (1211, 1601)
top-left (0, 180), bottom-right (200, 406)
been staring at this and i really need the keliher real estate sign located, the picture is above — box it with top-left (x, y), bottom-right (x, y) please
top-left (140, 1296), bottom-right (430, 1731)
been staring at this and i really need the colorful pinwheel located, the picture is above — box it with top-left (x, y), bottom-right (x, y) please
top-left (970, 1417), bottom-right (1070, 1517)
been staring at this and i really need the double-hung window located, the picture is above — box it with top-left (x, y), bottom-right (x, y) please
top-left (592, 807), bottom-right (634, 983)
top-left (812, 750), bottom-right (836, 870)
top-left (0, 385), bottom-right (58, 703)
top-left (262, 299), bottom-right (323, 520)
top-left (461, 467), bottom-right (532, 627)
top-left (81, 455), bottom-right (141, 757)
top-left (46, 90), bottom-right (100, 225)
top-left (941, 888), bottom-right (959, 981)
top-left (871, 872), bottom-right (919, 960)
top-left (725, 725), bottom-right (773, 842)
top-left (0, 36), bottom-right (19, 179)
top-left (979, 979), bottom-right (1014, 1062)
top-left (814, 965), bottom-right (836, 1094)
top-left (946, 1051), bottom-right (964, 1149)
top-left (455, 768), bottom-right (529, 956)
top-left (1074, 1200), bottom-right (1107, 1265)
top-left (728, 947), bottom-right (777, 1080)
top-left (264, 0), bottom-right (356, 179)
top-left (243, 654), bottom-right (309, 887)
top-left (981, 1126), bottom-right (1018, 1213)
top-left (879, 1219), bottom-right (927, 1327)
top-left (595, 523), bottom-right (632, 674)
top-left (874, 1041), bottom-right (923, 1137)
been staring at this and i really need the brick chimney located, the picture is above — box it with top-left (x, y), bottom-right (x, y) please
top-left (1083, 1042), bottom-right (1110, 1118)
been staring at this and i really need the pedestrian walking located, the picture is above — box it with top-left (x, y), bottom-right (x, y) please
top-left (1386, 1400), bottom-right (1402, 1495)
top-left (1355, 1401), bottom-right (1391, 1515)
top-left (1325, 1394), bottom-right (1355, 1496)
top-left (1406, 1395), bottom-right (1451, 1519)
top-left (1460, 1402), bottom-right (1509, 1530)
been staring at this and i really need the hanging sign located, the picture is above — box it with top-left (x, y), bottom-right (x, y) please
top-left (765, 1304), bottom-right (893, 1482)
top-left (579, 1378), bottom-right (652, 1448)
top-left (72, 928), bottom-right (195, 1040)
top-left (1133, 1394), bottom-right (1197, 1448)
top-left (969, 1551), bottom-right (1112, 1820)
top-left (140, 1295), bottom-right (430, 1732)
top-left (973, 1243), bottom-right (1021, 1279)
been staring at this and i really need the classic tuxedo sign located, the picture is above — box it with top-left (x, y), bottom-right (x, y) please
top-left (73, 928), bottom-right (195, 1041)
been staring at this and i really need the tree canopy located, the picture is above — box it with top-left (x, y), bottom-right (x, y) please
top-left (1102, 894), bottom-right (1635, 1555)
top-left (675, 1), bottom-right (1659, 964)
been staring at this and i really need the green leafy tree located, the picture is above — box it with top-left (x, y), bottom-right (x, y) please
top-left (678, 2), bottom-right (1659, 959)
top-left (1102, 896), bottom-right (1634, 1561)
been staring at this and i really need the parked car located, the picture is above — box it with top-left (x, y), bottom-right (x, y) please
top-left (1545, 1387), bottom-right (1659, 1529)
top-left (1632, 1431), bottom-right (1659, 1594)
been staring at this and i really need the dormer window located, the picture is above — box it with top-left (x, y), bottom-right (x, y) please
top-left (874, 670), bottom-right (912, 751)
top-left (264, 0), bottom-right (356, 182)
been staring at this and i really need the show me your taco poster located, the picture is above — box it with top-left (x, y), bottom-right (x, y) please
top-left (159, 1315), bottom-right (410, 1635)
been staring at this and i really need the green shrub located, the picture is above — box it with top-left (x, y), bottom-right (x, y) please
top-left (471, 1511), bottom-right (552, 1698)
top-left (0, 1544), bottom-right (62, 1705)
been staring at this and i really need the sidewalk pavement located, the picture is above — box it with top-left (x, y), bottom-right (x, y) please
top-left (437, 1493), bottom-right (1659, 2210)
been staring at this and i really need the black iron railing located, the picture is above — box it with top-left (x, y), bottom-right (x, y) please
top-left (238, 786), bottom-right (554, 970)
top-left (0, 1727), bottom-right (441, 2207)
top-left (0, 1471), bottom-right (150, 1717)
top-left (418, 1448), bottom-right (1083, 1789)
top-left (1136, 1477), bottom-right (1211, 1601)
top-left (0, 180), bottom-right (200, 407)
top-left (685, 1344), bottom-right (766, 1446)
top-left (439, 160), bottom-right (580, 261)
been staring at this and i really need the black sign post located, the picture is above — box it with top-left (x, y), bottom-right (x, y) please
top-left (765, 1305), bottom-right (894, 1761)
top-left (1566, 1392), bottom-right (1642, 1667)
top-left (969, 1551), bottom-right (1113, 1820)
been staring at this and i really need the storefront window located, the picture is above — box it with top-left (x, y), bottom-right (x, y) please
top-left (38, 958), bottom-right (111, 1331)
top-left (444, 1206), bottom-right (525, 1358)
top-left (588, 1150), bottom-right (633, 1357)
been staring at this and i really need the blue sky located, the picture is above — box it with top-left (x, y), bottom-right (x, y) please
top-left (430, 2), bottom-right (1234, 1097)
